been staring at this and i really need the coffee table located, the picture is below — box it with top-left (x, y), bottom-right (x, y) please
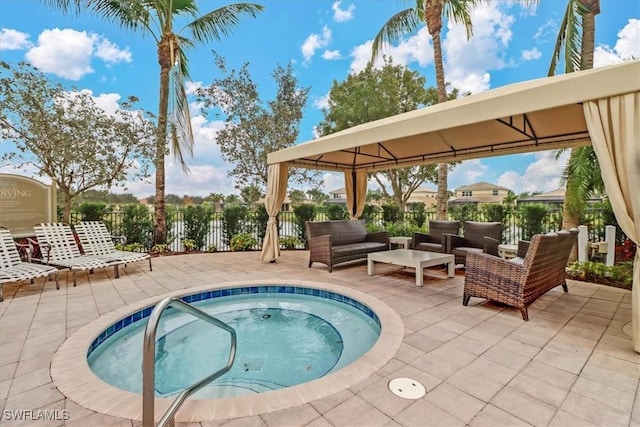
top-left (367, 249), bottom-right (455, 287)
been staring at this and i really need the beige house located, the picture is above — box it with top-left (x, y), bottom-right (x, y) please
top-left (451, 182), bottom-right (511, 205)
top-left (329, 185), bottom-right (438, 210)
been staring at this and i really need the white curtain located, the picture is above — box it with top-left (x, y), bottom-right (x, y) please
top-left (344, 169), bottom-right (368, 219)
top-left (585, 92), bottom-right (640, 353)
top-left (260, 163), bottom-right (289, 262)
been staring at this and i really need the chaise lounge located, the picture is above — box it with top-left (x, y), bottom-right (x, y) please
top-left (463, 228), bottom-right (579, 320)
top-left (306, 220), bottom-right (389, 272)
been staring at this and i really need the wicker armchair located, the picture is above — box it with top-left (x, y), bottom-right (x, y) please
top-left (412, 220), bottom-right (460, 253)
top-left (445, 221), bottom-right (502, 265)
top-left (463, 229), bottom-right (579, 320)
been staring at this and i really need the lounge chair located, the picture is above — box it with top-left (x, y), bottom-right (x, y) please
top-left (412, 220), bottom-right (461, 253)
top-left (33, 223), bottom-right (116, 286)
top-left (0, 228), bottom-right (59, 301)
top-left (445, 221), bottom-right (502, 266)
top-left (74, 221), bottom-right (152, 272)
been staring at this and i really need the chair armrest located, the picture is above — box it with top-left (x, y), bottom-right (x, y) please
top-left (308, 234), bottom-right (332, 252)
top-left (517, 240), bottom-right (530, 258)
top-left (366, 231), bottom-right (389, 245)
top-left (27, 237), bottom-right (50, 263)
top-left (444, 233), bottom-right (468, 252)
top-left (465, 251), bottom-right (527, 291)
top-left (483, 237), bottom-right (500, 256)
top-left (412, 232), bottom-right (437, 247)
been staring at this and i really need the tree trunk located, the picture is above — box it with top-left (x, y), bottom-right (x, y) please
top-left (154, 38), bottom-right (172, 245)
top-left (580, 1), bottom-right (599, 70)
top-left (430, 28), bottom-right (449, 220)
top-left (63, 192), bottom-right (72, 224)
top-left (562, 201), bottom-right (581, 263)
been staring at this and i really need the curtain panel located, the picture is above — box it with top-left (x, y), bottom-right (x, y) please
top-left (260, 163), bottom-right (289, 262)
top-left (585, 92), bottom-right (640, 352)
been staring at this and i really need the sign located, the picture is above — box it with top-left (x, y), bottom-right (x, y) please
top-left (0, 174), bottom-right (56, 237)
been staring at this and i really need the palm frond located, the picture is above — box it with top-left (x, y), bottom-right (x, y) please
top-left (443, 0), bottom-right (482, 39)
top-left (548, 0), bottom-right (583, 76)
top-left (168, 59), bottom-right (193, 173)
top-left (187, 3), bottom-right (264, 44)
top-left (372, 8), bottom-right (421, 61)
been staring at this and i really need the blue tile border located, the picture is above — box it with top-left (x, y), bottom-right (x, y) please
top-left (87, 285), bottom-right (380, 357)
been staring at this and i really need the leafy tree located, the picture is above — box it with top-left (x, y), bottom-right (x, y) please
top-left (225, 194), bottom-right (241, 205)
top-left (0, 61), bottom-right (155, 222)
top-left (165, 194), bottom-right (183, 205)
top-left (318, 58), bottom-right (446, 211)
top-left (208, 192), bottom-right (225, 204)
top-left (372, 0), bottom-right (483, 220)
top-left (77, 202), bottom-right (108, 221)
top-left (306, 188), bottom-right (328, 205)
top-left (289, 189), bottom-right (307, 205)
top-left (519, 204), bottom-right (548, 240)
top-left (197, 54), bottom-right (318, 191)
top-left (325, 204), bottom-right (348, 220)
top-left (44, 0), bottom-right (264, 244)
top-left (381, 204), bottom-right (402, 225)
top-left (240, 185), bottom-right (262, 205)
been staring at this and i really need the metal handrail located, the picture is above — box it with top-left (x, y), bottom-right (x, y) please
top-left (142, 297), bottom-right (237, 427)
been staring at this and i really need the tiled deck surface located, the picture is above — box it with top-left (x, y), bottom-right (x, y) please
top-left (0, 250), bottom-right (638, 426)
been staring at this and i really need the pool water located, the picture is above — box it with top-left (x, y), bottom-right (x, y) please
top-left (88, 291), bottom-right (381, 399)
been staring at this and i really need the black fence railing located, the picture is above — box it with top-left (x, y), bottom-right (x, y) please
top-left (67, 206), bottom-right (615, 253)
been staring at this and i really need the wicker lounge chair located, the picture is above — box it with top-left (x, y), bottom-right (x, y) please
top-left (0, 228), bottom-right (60, 301)
top-left (33, 223), bottom-right (116, 286)
top-left (445, 221), bottom-right (502, 265)
top-left (412, 220), bottom-right (461, 253)
top-left (463, 229), bottom-right (579, 320)
top-left (75, 221), bottom-right (152, 273)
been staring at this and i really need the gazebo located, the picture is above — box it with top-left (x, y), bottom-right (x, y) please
top-left (259, 61), bottom-right (640, 352)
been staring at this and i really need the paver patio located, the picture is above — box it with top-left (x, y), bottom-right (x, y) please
top-left (0, 250), bottom-right (638, 426)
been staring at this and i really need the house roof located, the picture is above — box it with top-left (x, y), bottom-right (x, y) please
top-left (455, 182), bottom-right (510, 192)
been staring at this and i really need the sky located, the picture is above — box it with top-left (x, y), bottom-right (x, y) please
top-left (1, 0), bottom-right (639, 199)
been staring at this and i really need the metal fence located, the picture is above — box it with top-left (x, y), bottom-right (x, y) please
top-left (69, 206), bottom-right (614, 252)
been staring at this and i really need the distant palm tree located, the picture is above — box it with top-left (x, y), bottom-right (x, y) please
top-left (549, 0), bottom-right (600, 261)
top-left (44, 0), bottom-right (263, 244)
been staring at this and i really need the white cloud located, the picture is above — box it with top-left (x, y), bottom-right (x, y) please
top-left (95, 39), bottom-right (132, 64)
top-left (332, 1), bottom-right (355, 23)
top-left (349, 26), bottom-right (433, 74)
top-left (443, 4), bottom-right (515, 94)
top-left (313, 93), bottom-right (330, 110)
top-left (449, 159), bottom-right (490, 189)
top-left (594, 18), bottom-right (640, 67)
top-left (322, 172), bottom-right (344, 193)
top-left (24, 28), bottom-right (131, 80)
top-left (497, 151), bottom-right (568, 194)
top-left (322, 49), bottom-right (341, 60)
top-left (301, 26), bottom-right (332, 63)
top-left (533, 18), bottom-right (558, 43)
top-left (0, 28), bottom-right (31, 50)
top-left (521, 47), bottom-right (541, 61)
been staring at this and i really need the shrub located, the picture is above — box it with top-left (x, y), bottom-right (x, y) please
top-left (183, 205), bottom-right (212, 250)
top-left (360, 204), bottom-right (378, 224)
top-left (253, 204), bottom-right (271, 242)
top-left (222, 205), bottom-right (248, 246)
top-left (120, 204), bottom-right (154, 248)
top-left (409, 203), bottom-right (426, 228)
top-left (384, 222), bottom-right (421, 237)
top-left (123, 242), bottom-right (145, 253)
top-left (448, 204), bottom-right (478, 225)
top-left (77, 202), bottom-right (108, 222)
top-left (381, 204), bottom-right (401, 224)
top-left (293, 204), bottom-right (316, 247)
top-left (279, 235), bottom-right (301, 250)
top-left (366, 222), bottom-right (385, 233)
top-left (151, 244), bottom-right (170, 255)
top-left (230, 233), bottom-right (257, 251)
top-left (181, 238), bottom-right (197, 252)
top-left (325, 204), bottom-right (348, 220)
top-left (519, 204), bottom-right (548, 240)
top-left (205, 244), bottom-right (218, 253)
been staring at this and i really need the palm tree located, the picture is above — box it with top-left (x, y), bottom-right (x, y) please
top-left (549, 0), bottom-right (600, 261)
top-left (372, 0), bottom-right (481, 220)
top-left (44, 0), bottom-right (263, 244)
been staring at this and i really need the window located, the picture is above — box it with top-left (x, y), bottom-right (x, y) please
top-left (493, 190), bottom-right (499, 196)
top-left (462, 191), bottom-right (472, 197)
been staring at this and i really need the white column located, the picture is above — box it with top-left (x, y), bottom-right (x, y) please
top-left (578, 225), bottom-right (588, 262)
top-left (605, 225), bottom-right (616, 266)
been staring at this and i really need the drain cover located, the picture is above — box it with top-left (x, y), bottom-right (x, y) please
top-left (388, 377), bottom-right (426, 399)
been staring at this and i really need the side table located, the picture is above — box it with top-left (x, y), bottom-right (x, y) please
top-left (389, 236), bottom-right (412, 249)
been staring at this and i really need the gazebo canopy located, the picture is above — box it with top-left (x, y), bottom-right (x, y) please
top-left (268, 61), bottom-right (639, 172)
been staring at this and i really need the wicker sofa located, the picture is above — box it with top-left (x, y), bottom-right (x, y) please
top-left (306, 220), bottom-right (389, 272)
top-left (463, 228), bottom-right (579, 320)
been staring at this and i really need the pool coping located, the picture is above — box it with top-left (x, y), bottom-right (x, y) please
top-left (51, 279), bottom-right (404, 423)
